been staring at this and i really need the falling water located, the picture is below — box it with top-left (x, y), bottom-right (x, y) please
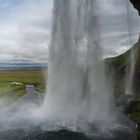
top-left (0, 0), bottom-right (136, 139)
top-left (125, 48), bottom-right (137, 96)
top-left (40, 0), bottom-right (126, 135)
top-left (125, 0), bottom-right (138, 96)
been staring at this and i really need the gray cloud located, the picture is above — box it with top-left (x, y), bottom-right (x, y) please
top-left (0, 0), bottom-right (139, 63)
top-left (0, 0), bottom-right (53, 63)
top-left (97, 0), bottom-right (140, 58)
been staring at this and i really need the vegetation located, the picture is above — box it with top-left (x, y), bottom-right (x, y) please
top-left (105, 37), bottom-right (140, 138)
top-left (105, 48), bottom-right (131, 98)
top-left (0, 70), bottom-right (46, 105)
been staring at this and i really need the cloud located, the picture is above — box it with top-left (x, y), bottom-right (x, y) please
top-left (97, 0), bottom-right (140, 58)
top-left (0, 0), bottom-right (139, 63)
top-left (0, 0), bottom-right (53, 63)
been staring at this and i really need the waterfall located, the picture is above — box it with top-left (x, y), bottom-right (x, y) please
top-left (125, 0), bottom-right (138, 96)
top-left (0, 0), bottom-right (137, 138)
top-left (41, 0), bottom-right (120, 134)
top-left (125, 48), bottom-right (137, 96)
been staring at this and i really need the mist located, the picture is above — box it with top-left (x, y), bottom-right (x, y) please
top-left (0, 0), bottom-right (138, 139)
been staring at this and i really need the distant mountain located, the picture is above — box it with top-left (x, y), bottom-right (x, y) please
top-left (0, 63), bottom-right (48, 70)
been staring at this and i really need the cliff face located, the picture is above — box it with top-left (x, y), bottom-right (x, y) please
top-left (130, 0), bottom-right (140, 15)
top-left (105, 37), bottom-right (140, 97)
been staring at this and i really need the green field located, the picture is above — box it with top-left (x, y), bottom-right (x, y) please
top-left (0, 70), bottom-right (46, 105)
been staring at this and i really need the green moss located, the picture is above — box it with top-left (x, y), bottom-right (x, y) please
top-left (130, 112), bottom-right (140, 123)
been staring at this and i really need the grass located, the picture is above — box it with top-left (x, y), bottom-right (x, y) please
top-left (0, 70), bottom-right (46, 105)
top-left (0, 70), bottom-right (46, 84)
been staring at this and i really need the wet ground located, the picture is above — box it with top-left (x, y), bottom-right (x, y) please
top-left (16, 84), bottom-right (44, 105)
top-left (0, 85), bottom-right (136, 140)
top-left (0, 128), bottom-right (136, 140)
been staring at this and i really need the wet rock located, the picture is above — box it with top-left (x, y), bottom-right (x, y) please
top-left (0, 129), bottom-right (136, 140)
top-left (130, 0), bottom-right (140, 15)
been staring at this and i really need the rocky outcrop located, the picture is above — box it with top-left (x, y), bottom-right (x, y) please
top-left (130, 0), bottom-right (140, 15)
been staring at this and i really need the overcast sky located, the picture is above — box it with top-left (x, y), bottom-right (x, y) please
top-left (0, 0), bottom-right (139, 63)
top-left (98, 0), bottom-right (140, 58)
top-left (0, 0), bottom-right (53, 63)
